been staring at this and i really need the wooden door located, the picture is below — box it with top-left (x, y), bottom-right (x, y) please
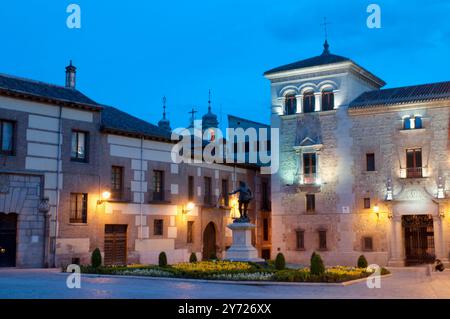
top-left (104, 224), bottom-right (127, 266)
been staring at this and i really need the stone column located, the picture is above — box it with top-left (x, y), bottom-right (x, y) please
top-left (296, 95), bottom-right (303, 114)
top-left (388, 215), bottom-right (405, 266)
top-left (433, 215), bottom-right (448, 264)
top-left (224, 222), bottom-right (264, 262)
top-left (314, 93), bottom-right (321, 112)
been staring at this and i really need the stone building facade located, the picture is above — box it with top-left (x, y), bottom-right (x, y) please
top-left (0, 65), bottom-right (271, 268)
top-left (266, 41), bottom-right (450, 267)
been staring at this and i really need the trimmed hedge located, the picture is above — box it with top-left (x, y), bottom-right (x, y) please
top-left (189, 252), bottom-right (198, 263)
top-left (159, 252), bottom-right (168, 267)
top-left (310, 252), bottom-right (325, 275)
top-left (275, 253), bottom-right (286, 270)
top-left (91, 248), bottom-right (102, 268)
top-left (357, 255), bottom-right (368, 268)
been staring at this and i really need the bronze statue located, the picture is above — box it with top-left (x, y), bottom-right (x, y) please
top-left (229, 181), bottom-right (253, 222)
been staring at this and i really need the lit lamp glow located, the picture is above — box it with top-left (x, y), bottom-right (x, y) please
top-left (182, 202), bottom-right (195, 214)
top-left (97, 191), bottom-right (111, 205)
top-left (373, 204), bottom-right (380, 219)
top-left (229, 195), bottom-right (240, 219)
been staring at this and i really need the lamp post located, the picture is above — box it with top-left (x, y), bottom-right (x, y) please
top-left (182, 202), bottom-right (195, 215)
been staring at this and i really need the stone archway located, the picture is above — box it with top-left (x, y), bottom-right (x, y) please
top-left (202, 222), bottom-right (217, 260)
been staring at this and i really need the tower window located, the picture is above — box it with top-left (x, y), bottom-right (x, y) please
top-left (321, 89), bottom-right (334, 111)
top-left (285, 94), bottom-right (297, 115)
top-left (306, 194), bottom-right (315, 213)
top-left (303, 91), bottom-right (315, 113)
top-left (403, 116), bottom-right (423, 130)
top-left (366, 153), bottom-right (375, 171)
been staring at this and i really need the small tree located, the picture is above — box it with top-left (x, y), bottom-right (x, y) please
top-left (91, 248), bottom-right (102, 268)
top-left (159, 251), bottom-right (168, 267)
top-left (310, 251), bottom-right (325, 275)
top-left (189, 252), bottom-right (198, 263)
top-left (357, 255), bottom-right (368, 268)
top-left (275, 253), bottom-right (286, 270)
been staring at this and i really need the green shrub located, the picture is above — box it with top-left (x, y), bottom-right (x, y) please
top-left (159, 252), bottom-right (168, 267)
top-left (209, 252), bottom-right (218, 260)
top-left (357, 255), bottom-right (368, 268)
top-left (91, 248), bottom-right (102, 268)
top-left (189, 252), bottom-right (198, 263)
top-left (310, 252), bottom-right (325, 275)
top-left (274, 253), bottom-right (286, 270)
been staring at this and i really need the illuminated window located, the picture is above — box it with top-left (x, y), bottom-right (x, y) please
top-left (285, 94), bottom-right (297, 115)
top-left (303, 91), bottom-right (315, 113)
top-left (71, 130), bottom-right (88, 162)
top-left (403, 116), bottom-right (423, 130)
top-left (321, 89), bottom-right (334, 111)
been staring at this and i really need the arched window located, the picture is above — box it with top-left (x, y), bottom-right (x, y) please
top-left (285, 94), bottom-right (297, 115)
top-left (414, 116), bottom-right (422, 129)
top-left (321, 89), bottom-right (334, 111)
top-left (303, 91), bottom-right (315, 113)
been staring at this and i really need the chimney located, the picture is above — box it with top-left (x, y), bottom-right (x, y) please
top-left (65, 60), bottom-right (77, 89)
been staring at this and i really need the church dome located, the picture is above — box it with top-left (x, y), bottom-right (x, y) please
top-left (202, 91), bottom-right (219, 129)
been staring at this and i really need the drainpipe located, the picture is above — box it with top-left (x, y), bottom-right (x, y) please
top-left (139, 137), bottom-right (144, 240)
top-left (53, 105), bottom-right (63, 267)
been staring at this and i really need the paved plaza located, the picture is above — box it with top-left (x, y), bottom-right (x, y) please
top-left (0, 267), bottom-right (449, 299)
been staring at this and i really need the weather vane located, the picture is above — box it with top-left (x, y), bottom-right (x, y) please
top-left (321, 17), bottom-right (330, 40)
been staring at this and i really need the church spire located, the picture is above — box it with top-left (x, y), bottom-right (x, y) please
top-left (322, 39), bottom-right (330, 55)
top-left (320, 17), bottom-right (330, 55)
top-left (202, 89), bottom-right (219, 130)
top-left (158, 96), bottom-right (172, 132)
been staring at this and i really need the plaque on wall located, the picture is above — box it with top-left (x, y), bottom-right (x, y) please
top-left (0, 175), bottom-right (9, 193)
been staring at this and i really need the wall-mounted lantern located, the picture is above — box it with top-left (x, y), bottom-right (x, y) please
top-left (97, 191), bottom-right (111, 205)
top-left (182, 202), bottom-right (195, 215)
top-left (373, 204), bottom-right (380, 219)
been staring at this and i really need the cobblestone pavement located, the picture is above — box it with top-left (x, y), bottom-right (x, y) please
top-left (0, 267), bottom-right (449, 299)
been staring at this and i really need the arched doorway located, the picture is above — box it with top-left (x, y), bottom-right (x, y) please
top-left (202, 222), bottom-right (217, 260)
top-left (0, 213), bottom-right (17, 267)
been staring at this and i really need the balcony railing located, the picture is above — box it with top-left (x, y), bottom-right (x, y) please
top-left (294, 173), bottom-right (320, 185)
top-left (149, 190), bottom-right (171, 203)
top-left (406, 167), bottom-right (423, 178)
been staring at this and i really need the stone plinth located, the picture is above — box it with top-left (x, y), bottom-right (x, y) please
top-left (224, 222), bottom-right (264, 262)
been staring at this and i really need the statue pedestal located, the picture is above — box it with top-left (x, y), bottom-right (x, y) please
top-left (224, 222), bottom-right (264, 262)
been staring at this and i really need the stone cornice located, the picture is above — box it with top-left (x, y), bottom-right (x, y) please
top-left (348, 99), bottom-right (450, 116)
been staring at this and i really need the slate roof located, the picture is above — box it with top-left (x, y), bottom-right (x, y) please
top-left (349, 81), bottom-right (450, 109)
top-left (101, 106), bottom-right (172, 141)
top-left (0, 73), bottom-right (103, 110)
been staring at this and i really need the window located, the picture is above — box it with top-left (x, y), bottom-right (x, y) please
top-left (296, 230), bottom-right (305, 249)
top-left (285, 94), bottom-right (297, 115)
top-left (111, 166), bottom-right (124, 200)
top-left (221, 179), bottom-right (229, 206)
top-left (406, 148), bottom-right (422, 178)
top-left (0, 120), bottom-right (14, 155)
top-left (70, 193), bottom-right (87, 223)
top-left (188, 176), bottom-right (194, 201)
top-left (152, 170), bottom-right (164, 201)
top-left (154, 219), bottom-right (163, 236)
top-left (303, 153), bottom-right (317, 184)
top-left (204, 177), bottom-right (212, 205)
top-left (187, 221), bottom-right (194, 243)
top-left (366, 153), bottom-right (375, 171)
top-left (321, 89), bottom-right (334, 111)
top-left (318, 230), bottom-right (327, 250)
top-left (71, 131), bottom-right (88, 162)
top-left (306, 194), bottom-right (315, 213)
top-left (403, 116), bottom-right (423, 130)
top-left (263, 218), bottom-right (269, 242)
top-left (261, 180), bottom-right (270, 211)
top-left (303, 91), bottom-right (315, 113)
top-left (364, 198), bottom-right (371, 209)
top-left (363, 237), bottom-right (373, 251)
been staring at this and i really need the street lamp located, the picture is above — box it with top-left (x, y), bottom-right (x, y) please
top-left (182, 202), bottom-right (195, 215)
top-left (97, 191), bottom-right (111, 205)
top-left (373, 204), bottom-right (380, 219)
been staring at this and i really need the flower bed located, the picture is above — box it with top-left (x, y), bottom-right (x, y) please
top-left (77, 261), bottom-right (389, 283)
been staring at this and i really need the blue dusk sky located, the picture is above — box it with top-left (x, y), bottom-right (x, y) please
top-left (0, 0), bottom-right (449, 129)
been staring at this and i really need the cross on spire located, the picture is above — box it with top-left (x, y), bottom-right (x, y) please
top-left (162, 96), bottom-right (167, 119)
top-left (321, 17), bottom-right (329, 41)
top-left (208, 89), bottom-right (212, 111)
top-left (188, 107), bottom-right (197, 126)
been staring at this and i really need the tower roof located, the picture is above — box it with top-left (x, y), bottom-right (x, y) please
top-left (264, 41), bottom-right (351, 75)
top-left (157, 96), bottom-right (172, 132)
top-left (202, 90), bottom-right (219, 129)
